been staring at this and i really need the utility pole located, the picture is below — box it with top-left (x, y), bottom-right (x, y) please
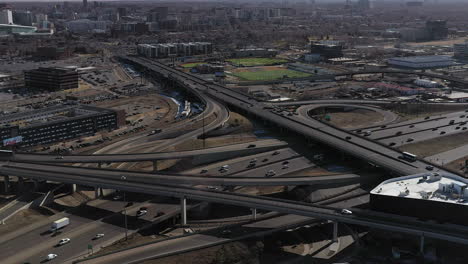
top-left (121, 175), bottom-right (128, 240)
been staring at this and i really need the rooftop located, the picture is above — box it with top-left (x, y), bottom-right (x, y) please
top-left (371, 172), bottom-right (468, 205)
top-left (388, 55), bottom-right (453, 63)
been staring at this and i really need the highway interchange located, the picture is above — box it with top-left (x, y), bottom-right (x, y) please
top-left (2, 56), bottom-right (468, 263)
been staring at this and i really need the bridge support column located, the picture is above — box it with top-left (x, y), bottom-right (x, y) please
top-left (17, 176), bottom-right (24, 193)
top-left (153, 160), bottom-right (158, 172)
top-left (332, 221), bottom-right (338, 243)
top-left (33, 179), bottom-right (39, 191)
top-left (71, 184), bottom-right (77, 193)
top-left (3, 175), bottom-right (9, 194)
top-left (180, 196), bottom-right (187, 226)
top-left (251, 208), bottom-right (257, 220)
top-left (94, 187), bottom-right (101, 199)
top-left (420, 235), bottom-right (425, 254)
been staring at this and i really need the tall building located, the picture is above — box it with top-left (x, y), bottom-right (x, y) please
top-left (147, 7), bottom-right (168, 22)
top-left (0, 9), bottom-right (13, 25)
top-left (24, 67), bottom-right (79, 91)
top-left (13, 11), bottom-right (33, 26)
top-left (83, 0), bottom-right (88, 8)
top-left (426, 20), bottom-right (448, 40)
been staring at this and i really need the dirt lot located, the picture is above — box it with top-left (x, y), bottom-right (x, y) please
top-left (0, 208), bottom-right (51, 236)
top-left (324, 109), bottom-right (384, 130)
top-left (399, 131), bottom-right (468, 157)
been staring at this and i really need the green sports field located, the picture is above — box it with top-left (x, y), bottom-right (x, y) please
top-left (226, 57), bottom-right (288, 66)
top-left (180, 62), bottom-right (204, 68)
top-left (230, 69), bottom-right (311, 81)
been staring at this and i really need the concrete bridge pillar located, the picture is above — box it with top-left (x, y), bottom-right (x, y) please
top-left (71, 184), bottom-right (77, 193)
top-left (33, 179), bottom-right (39, 191)
top-left (332, 221), bottom-right (338, 243)
top-left (17, 176), bottom-right (24, 193)
top-left (251, 208), bottom-right (257, 220)
top-left (152, 160), bottom-right (158, 172)
top-left (180, 196), bottom-right (187, 226)
top-left (94, 187), bottom-right (102, 199)
top-left (3, 175), bottom-right (9, 193)
top-left (420, 235), bottom-right (425, 254)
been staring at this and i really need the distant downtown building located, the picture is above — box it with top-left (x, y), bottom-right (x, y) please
top-left (453, 42), bottom-right (468, 61)
top-left (387, 55), bottom-right (456, 69)
top-left (137, 42), bottom-right (213, 58)
top-left (0, 104), bottom-right (126, 148)
top-left (24, 67), bottom-right (79, 91)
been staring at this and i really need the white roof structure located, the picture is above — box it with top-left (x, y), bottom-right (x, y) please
top-left (371, 172), bottom-right (468, 205)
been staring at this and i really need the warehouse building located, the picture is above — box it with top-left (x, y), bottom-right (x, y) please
top-left (387, 55), bottom-right (456, 69)
top-left (0, 104), bottom-right (125, 148)
top-left (370, 172), bottom-right (468, 225)
top-left (24, 67), bottom-right (79, 91)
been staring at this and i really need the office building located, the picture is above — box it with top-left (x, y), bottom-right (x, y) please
top-left (13, 11), bottom-right (33, 26)
top-left (387, 55), bottom-right (456, 69)
top-left (0, 24), bottom-right (36, 35)
top-left (310, 41), bottom-right (344, 60)
top-left (0, 104), bottom-right (126, 148)
top-left (453, 42), bottom-right (468, 61)
top-left (24, 67), bottom-right (79, 91)
top-left (0, 8), bottom-right (13, 25)
top-left (137, 42), bottom-right (213, 58)
top-left (371, 173), bottom-right (468, 225)
top-left (147, 7), bottom-right (169, 22)
top-left (83, 0), bottom-right (87, 8)
top-left (426, 20), bottom-right (448, 40)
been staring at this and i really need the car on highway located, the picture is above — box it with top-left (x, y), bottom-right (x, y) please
top-left (136, 209), bottom-right (148, 217)
top-left (57, 238), bottom-right (70, 246)
top-left (426, 165), bottom-right (434, 171)
top-left (247, 163), bottom-right (255, 168)
top-left (406, 138), bottom-right (414, 142)
top-left (424, 116), bottom-right (430, 120)
top-left (389, 142), bottom-right (396, 146)
top-left (94, 233), bottom-right (105, 240)
top-left (55, 156), bottom-right (64, 160)
top-left (113, 194), bottom-right (122, 200)
top-left (249, 158), bottom-right (257, 163)
top-left (247, 144), bottom-right (256, 148)
top-left (272, 151), bottom-right (280, 155)
top-left (440, 131), bottom-right (446, 135)
top-left (395, 131), bottom-right (402, 136)
top-left (265, 170), bottom-right (276, 177)
top-left (432, 128), bottom-right (438, 131)
top-left (47, 254), bottom-right (58, 261)
top-left (464, 127), bottom-right (467, 130)
top-left (340, 209), bottom-right (353, 215)
top-left (262, 158), bottom-right (269, 162)
top-left (219, 168), bottom-right (228, 173)
top-left (409, 125), bottom-right (414, 128)
top-left (220, 165), bottom-right (230, 170)
top-left (282, 164), bottom-right (289, 169)
top-left (363, 131), bottom-right (371, 136)
top-left (282, 161), bottom-right (289, 165)
top-left (200, 169), bottom-right (208, 174)
top-left (345, 136), bottom-right (352, 140)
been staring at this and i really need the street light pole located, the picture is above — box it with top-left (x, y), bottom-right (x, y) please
top-left (121, 175), bottom-right (128, 241)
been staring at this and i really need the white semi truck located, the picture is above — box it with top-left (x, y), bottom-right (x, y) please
top-left (50, 217), bottom-right (69, 232)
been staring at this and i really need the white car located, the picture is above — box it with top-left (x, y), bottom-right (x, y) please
top-left (47, 253), bottom-right (58, 260)
top-left (94, 233), bottom-right (105, 240)
top-left (340, 209), bottom-right (353, 215)
top-left (58, 238), bottom-right (70, 246)
top-left (265, 170), bottom-right (276, 177)
top-left (136, 209), bottom-right (147, 217)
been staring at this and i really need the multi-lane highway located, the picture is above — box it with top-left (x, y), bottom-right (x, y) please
top-left (2, 164), bottom-right (468, 249)
top-left (6, 139), bottom-right (286, 164)
top-left (0, 162), bottom-right (360, 187)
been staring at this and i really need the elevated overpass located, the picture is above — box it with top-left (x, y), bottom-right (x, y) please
top-left (2, 163), bottom-right (468, 245)
top-left (124, 56), bottom-right (450, 176)
top-left (0, 162), bottom-right (361, 187)
top-left (6, 139), bottom-right (286, 164)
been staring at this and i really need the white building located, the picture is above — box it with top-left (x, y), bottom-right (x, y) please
top-left (137, 42), bottom-right (213, 58)
top-left (414, 78), bottom-right (440, 88)
top-left (0, 9), bottom-right (13, 25)
top-left (387, 55), bottom-right (456, 69)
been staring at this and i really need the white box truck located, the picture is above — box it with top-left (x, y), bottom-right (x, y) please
top-left (50, 217), bottom-right (69, 232)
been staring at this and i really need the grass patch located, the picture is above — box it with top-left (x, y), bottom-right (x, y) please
top-left (227, 57), bottom-right (288, 66)
top-left (230, 69), bottom-right (311, 81)
top-left (180, 62), bottom-right (204, 68)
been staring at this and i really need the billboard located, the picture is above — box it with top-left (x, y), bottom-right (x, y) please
top-left (3, 136), bottom-right (23, 146)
